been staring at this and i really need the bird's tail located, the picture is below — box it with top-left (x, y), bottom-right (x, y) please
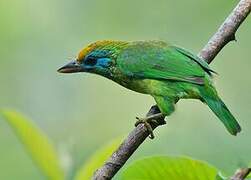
top-left (200, 86), bottom-right (241, 135)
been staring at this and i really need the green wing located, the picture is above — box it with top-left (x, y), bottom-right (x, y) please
top-left (117, 41), bottom-right (214, 85)
top-left (173, 46), bottom-right (216, 74)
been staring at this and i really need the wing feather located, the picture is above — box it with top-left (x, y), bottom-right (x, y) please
top-left (117, 41), bottom-right (213, 85)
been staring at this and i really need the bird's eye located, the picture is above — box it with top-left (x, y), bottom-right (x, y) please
top-left (84, 56), bottom-right (97, 66)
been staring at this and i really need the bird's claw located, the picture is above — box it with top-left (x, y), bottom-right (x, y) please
top-left (135, 113), bottom-right (165, 139)
top-left (135, 117), bottom-right (155, 139)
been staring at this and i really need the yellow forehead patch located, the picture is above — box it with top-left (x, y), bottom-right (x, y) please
top-left (76, 40), bottom-right (116, 62)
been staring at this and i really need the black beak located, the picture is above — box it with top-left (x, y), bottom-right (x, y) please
top-left (57, 61), bottom-right (83, 73)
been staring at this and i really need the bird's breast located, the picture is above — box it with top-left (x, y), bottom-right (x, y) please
top-left (112, 75), bottom-right (162, 95)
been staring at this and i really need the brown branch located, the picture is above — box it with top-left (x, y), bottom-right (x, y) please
top-left (93, 0), bottom-right (251, 179)
top-left (93, 106), bottom-right (162, 179)
top-left (199, 0), bottom-right (251, 63)
top-left (231, 168), bottom-right (251, 180)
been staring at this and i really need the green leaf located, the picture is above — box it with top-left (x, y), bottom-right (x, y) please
top-left (246, 162), bottom-right (251, 179)
top-left (74, 137), bottom-right (122, 180)
top-left (1, 109), bottom-right (65, 180)
top-left (121, 156), bottom-right (219, 180)
top-left (246, 168), bottom-right (251, 179)
top-left (215, 172), bottom-right (227, 180)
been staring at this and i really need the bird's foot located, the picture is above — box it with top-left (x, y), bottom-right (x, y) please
top-left (135, 113), bottom-right (166, 139)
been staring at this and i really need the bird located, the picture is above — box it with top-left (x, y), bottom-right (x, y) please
top-left (58, 40), bottom-right (241, 138)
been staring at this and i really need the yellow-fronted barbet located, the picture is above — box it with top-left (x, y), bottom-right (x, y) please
top-left (58, 40), bottom-right (241, 137)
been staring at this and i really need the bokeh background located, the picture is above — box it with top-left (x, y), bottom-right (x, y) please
top-left (0, 0), bottom-right (250, 179)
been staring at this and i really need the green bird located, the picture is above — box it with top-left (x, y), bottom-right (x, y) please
top-left (58, 40), bottom-right (241, 137)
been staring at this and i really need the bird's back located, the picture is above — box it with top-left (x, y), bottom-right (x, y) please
top-left (116, 40), bottom-right (214, 85)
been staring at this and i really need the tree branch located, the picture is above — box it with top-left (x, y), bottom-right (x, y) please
top-left (93, 0), bottom-right (251, 179)
top-left (231, 168), bottom-right (251, 180)
top-left (199, 0), bottom-right (251, 63)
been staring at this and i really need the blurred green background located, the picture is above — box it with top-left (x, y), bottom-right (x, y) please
top-left (0, 0), bottom-right (250, 179)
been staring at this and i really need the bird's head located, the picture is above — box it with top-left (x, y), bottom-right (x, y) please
top-left (58, 40), bottom-right (128, 78)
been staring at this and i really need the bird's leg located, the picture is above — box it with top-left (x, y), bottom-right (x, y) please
top-left (135, 113), bottom-right (166, 139)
